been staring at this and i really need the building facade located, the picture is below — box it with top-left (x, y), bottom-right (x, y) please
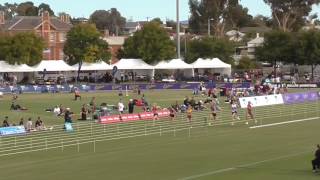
top-left (0, 11), bottom-right (72, 60)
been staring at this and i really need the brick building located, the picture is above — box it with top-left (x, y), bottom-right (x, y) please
top-left (0, 11), bottom-right (72, 60)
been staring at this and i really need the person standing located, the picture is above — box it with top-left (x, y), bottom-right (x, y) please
top-left (128, 99), bottom-right (135, 114)
top-left (74, 88), bottom-right (81, 101)
top-left (312, 144), bottom-right (320, 173)
top-left (26, 118), bottom-right (32, 132)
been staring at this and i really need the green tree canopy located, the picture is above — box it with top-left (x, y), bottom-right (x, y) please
top-left (264, 0), bottom-right (320, 32)
top-left (0, 32), bottom-right (45, 65)
top-left (16, 1), bottom-right (38, 16)
top-left (89, 8), bottom-right (126, 35)
top-left (185, 36), bottom-right (234, 64)
top-left (298, 30), bottom-right (320, 79)
top-left (188, 0), bottom-right (253, 36)
top-left (255, 30), bottom-right (297, 65)
top-left (38, 3), bottom-right (54, 16)
top-left (236, 56), bottom-right (261, 70)
top-left (64, 23), bottom-right (111, 65)
top-left (119, 22), bottom-right (176, 64)
top-left (64, 23), bottom-right (111, 80)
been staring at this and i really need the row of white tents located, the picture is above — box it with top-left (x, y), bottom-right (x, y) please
top-left (0, 58), bottom-right (231, 76)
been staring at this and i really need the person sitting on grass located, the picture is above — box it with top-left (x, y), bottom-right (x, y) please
top-left (35, 117), bottom-right (42, 130)
top-left (26, 118), bottom-right (33, 132)
top-left (19, 118), bottom-right (24, 126)
top-left (10, 102), bottom-right (28, 111)
top-left (53, 105), bottom-right (61, 116)
top-left (2, 116), bottom-right (9, 127)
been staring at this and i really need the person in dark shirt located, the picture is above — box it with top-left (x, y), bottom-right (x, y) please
top-left (64, 108), bottom-right (72, 123)
top-left (81, 104), bottom-right (87, 120)
top-left (312, 144), bottom-right (320, 172)
top-left (2, 116), bottom-right (9, 127)
top-left (19, 118), bottom-right (24, 126)
top-left (128, 99), bottom-right (135, 114)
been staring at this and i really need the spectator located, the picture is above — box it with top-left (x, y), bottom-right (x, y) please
top-left (35, 117), bottom-right (41, 130)
top-left (128, 99), bottom-right (135, 114)
top-left (53, 105), bottom-right (61, 116)
top-left (2, 116), bottom-right (9, 127)
top-left (19, 118), bottom-right (24, 126)
top-left (26, 118), bottom-right (32, 131)
top-left (64, 108), bottom-right (73, 123)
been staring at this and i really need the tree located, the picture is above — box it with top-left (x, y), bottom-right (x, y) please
top-left (0, 32), bottom-right (45, 65)
top-left (298, 30), bottom-right (320, 80)
top-left (0, 3), bottom-right (18, 19)
top-left (264, 0), bottom-right (320, 32)
top-left (188, 0), bottom-right (252, 36)
top-left (151, 18), bottom-right (163, 25)
top-left (185, 36), bottom-right (234, 64)
top-left (255, 30), bottom-right (299, 77)
top-left (64, 23), bottom-right (111, 80)
top-left (119, 22), bottom-right (176, 64)
top-left (16, 1), bottom-right (38, 16)
top-left (89, 8), bottom-right (126, 35)
top-left (38, 3), bottom-right (54, 16)
top-left (236, 56), bottom-right (261, 70)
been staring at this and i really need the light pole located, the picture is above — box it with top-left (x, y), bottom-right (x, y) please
top-left (208, 18), bottom-right (214, 36)
top-left (176, 0), bottom-right (180, 59)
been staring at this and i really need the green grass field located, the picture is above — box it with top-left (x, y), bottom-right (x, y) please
top-left (0, 89), bottom-right (320, 180)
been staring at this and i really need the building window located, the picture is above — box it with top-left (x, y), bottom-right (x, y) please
top-left (49, 32), bottom-right (55, 42)
top-left (60, 32), bottom-right (66, 42)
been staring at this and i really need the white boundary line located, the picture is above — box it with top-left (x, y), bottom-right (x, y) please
top-left (178, 151), bottom-right (310, 180)
top-left (250, 117), bottom-right (319, 129)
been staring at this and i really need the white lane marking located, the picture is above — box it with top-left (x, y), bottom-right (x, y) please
top-left (178, 151), bottom-right (310, 180)
top-left (250, 117), bottom-right (319, 129)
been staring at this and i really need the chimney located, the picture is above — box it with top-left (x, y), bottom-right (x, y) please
top-left (41, 11), bottom-right (50, 22)
top-left (256, 33), bottom-right (260, 38)
top-left (0, 11), bottom-right (5, 25)
top-left (60, 14), bottom-right (70, 24)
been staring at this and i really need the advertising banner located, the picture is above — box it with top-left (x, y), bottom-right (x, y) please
top-left (282, 91), bottom-right (319, 104)
top-left (239, 94), bottom-right (284, 108)
top-left (0, 126), bottom-right (26, 136)
top-left (100, 110), bottom-right (170, 124)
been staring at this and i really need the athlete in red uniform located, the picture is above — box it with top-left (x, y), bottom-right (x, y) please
top-left (246, 101), bottom-right (256, 124)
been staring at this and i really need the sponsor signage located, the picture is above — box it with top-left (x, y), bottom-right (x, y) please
top-left (239, 94), bottom-right (284, 108)
top-left (0, 126), bottom-right (26, 136)
top-left (282, 91), bottom-right (319, 104)
top-left (100, 110), bottom-right (170, 124)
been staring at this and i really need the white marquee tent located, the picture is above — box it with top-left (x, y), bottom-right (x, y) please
top-left (154, 59), bottom-right (193, 69)
top-left (32, 60), bottom-right (75, 72)
top-left (154, 59), bottom-right (194, 78)
top-left (112, 59), bottom-right (155, 80)
top-left (0, 61), bottom-right (34, 72)
top-left (192, 58), bottom-right (231, 76)
top-left (112, 59), bottom-right (154, 70)
top-left (72, 61), bottom-right (112, 71)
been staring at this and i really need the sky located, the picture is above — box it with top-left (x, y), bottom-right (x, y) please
top-left (1, 0), bottom-right (319, 21)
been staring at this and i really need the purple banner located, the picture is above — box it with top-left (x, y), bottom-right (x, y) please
top-left (282, 91), bottom-right (320, 104)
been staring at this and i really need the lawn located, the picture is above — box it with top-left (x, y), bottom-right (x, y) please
top-left (0, 89), bottom-right (319, 180)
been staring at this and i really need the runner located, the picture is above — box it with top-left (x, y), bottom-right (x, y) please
top-left (74, 88), bottom-right (81, 101)
top-left (152, 104), bottom-right (159, 125)
top-left (246, 101), bottom-right (256, 124)
top-left (231, 100), bottom-right (240, 125)
top-left (186, 105), bottom-right (192, 123)
top-left (209, 101), bottom-right (217, 126)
